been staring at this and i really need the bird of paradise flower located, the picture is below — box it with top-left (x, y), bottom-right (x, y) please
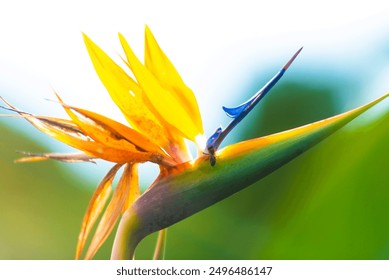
top-left (1, 26), bottom-right (388, 260)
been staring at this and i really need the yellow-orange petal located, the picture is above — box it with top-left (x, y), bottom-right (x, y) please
top-left (15, 152), bottom-right (95, 163)
top-left (55, 94), bottom-right (167, 156)
top-left (10, 109), bottom-right (162, 164)
top-left (144, 26), bottom-right (203, 136)
top-left (119, 33), bottom-right (201, 142)
top-left (60, 103), bottom-right (165, 156)
top-left (9, 112), bottom-right (97, 152)
top-left (76, 164), bottom-right (122, 259)
top-left (83, 34), bottom-right (172, 150)
top-left (122, 163), bottom-right (140, 213)
top-left (85, 163), bottom-right (135, 259)
top-left (56, 94), bottom-right (137, 151)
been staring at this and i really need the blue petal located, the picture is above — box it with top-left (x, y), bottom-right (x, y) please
top-left (205, 48), bottom-right (302, 160)
top-left (206, 127), bottom-right (223, 149)
top-left (222, 102), bottom-right (250, 118)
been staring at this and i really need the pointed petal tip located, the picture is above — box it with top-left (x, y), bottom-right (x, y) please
top-left (282, 47), bottom-right (303, 71)
top-left (83, 33), bottom-right (100, 58)
top-left (82, 33), bottom-right (92, 44)
top-left (144, 25), bottom-right (157, 44)
top-left (118, 33), bottom-right (130, 53)
top-left (118, 32), bottom-right (125, 43)
top-left (0, 96), bottom-right (15, 109)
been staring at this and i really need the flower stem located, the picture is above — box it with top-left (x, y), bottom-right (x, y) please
top-left (153, 229), bottom-right (167, 260)
top-left (110, 208), bottom-right (142, 260)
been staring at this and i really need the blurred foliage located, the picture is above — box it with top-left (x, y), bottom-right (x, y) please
top-left (1, 78), bottom-right (389, 259)
top-left (0, 123), bottom-right (116, 259)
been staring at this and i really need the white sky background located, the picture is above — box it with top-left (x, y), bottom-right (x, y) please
top-left (1, 0), bottom-right (389, 187)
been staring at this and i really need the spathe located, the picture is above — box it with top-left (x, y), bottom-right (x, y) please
top-left (111, 93), bottom-right (389, 259)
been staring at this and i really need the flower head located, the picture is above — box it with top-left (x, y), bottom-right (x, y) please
top-left (1, 26), bottom-right (388, 260)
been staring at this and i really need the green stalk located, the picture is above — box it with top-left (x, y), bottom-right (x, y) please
top-left (153, 229), bottom-right (167, 260)
top-left (111, 210), bottom-right (140, 260)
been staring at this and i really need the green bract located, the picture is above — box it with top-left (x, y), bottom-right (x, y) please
top-left (111, 93), bottom-right (389, 259)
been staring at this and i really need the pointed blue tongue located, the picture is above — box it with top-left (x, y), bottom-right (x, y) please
top-left (205, 47), bottom-right (303, 163)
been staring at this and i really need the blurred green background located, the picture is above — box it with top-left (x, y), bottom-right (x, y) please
top-left (1, 75), bottom-right (388, 259)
